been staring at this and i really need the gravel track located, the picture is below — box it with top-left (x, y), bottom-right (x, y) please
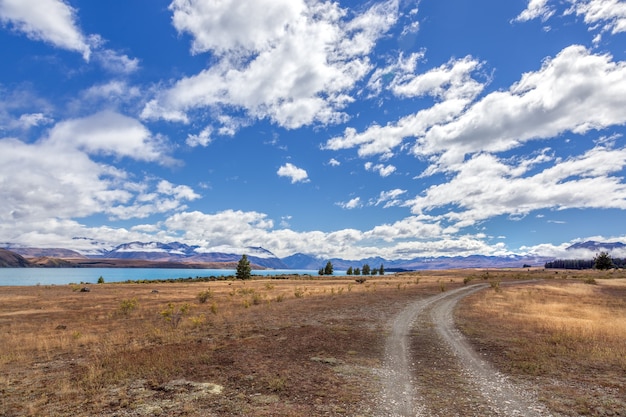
top-left (380, 283), bottom-right (552, 417)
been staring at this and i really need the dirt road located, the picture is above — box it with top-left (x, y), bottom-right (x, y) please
top-left (379, 283), bottom-right (552, 417)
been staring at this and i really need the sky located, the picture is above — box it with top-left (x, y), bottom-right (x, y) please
top-left (1, 0), bottom-right (626, 260)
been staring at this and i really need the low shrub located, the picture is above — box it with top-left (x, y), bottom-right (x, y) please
top-left (197, 288), bottom-right (213, 304)
top-left (118, 298), bottom-right (138, 317)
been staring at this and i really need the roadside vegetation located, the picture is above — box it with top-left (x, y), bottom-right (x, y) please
top-left (0, 268), bottom-right (624, 416)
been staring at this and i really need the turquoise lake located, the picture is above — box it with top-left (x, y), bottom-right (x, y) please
top-left (0, 268), bottom-right (344, 286)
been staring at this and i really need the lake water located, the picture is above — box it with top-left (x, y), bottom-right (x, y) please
top-left (0, 268), bottom-right (342, 286)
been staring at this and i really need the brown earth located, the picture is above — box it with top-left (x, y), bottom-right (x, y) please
top-left (1, 269), bottom-right (624, 416)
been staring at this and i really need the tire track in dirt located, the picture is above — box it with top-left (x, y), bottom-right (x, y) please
top-left (380, 283), bottom-right (551, 417)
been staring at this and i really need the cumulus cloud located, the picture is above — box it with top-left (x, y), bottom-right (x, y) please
top-left (413, 45), bottom-right (626, 171)
top-left (337, 197), bottom-right (362, 209)
top-left (142, 0), bottom-right (399, 133)
top-left (94, 49), bottom-right (140, 74)
top-left (325, 55), bottom-right (485, 157)
top-left (365, 161), bottom-right (396, 177)
top-left (277, 162), bottom-right (309, 183)
top-left (405, 145), bottom-right (626, 229)
top-left (15, 113), bottom-right (53, 130)
top-left (566, 0), bottom-right (626, 35)
top-left (0, 113), bottom-right (197, 232)
top-left (327, 45), bottom-right (626, 174)
top-left (0, 0), bottom-right (92, 59)
top-left (372, 189), bottom-right (407, 207)
top-left (390, 55), bottom-right (485, 101)
top-left (0, 0), bottom-right (140, 72)
top-left (186, 126), bottom-right (212, 147)
top-left (46, 110), bottom-right (170, 163)
top-left (513, 0), bottom-right (555, 22)
top-left (79, 81), bottom-right (142, 105)
top-left (169, 0), bottom-right (306, 55)
top-left (160, 209), bottom-right (500, 259)
top-left (515, 1), bottom-right (626, 41)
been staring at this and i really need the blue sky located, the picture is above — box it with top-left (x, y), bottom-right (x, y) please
top-left (1, 0), bottom-right (626, 260)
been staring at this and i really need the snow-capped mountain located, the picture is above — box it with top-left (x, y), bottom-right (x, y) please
top-left (101, 242), bottom-right (287, 268)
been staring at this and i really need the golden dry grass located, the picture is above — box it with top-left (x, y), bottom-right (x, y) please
top-left (2, 269), bottom-right (625, 416)
top-left (0, 274), bottom-right (449, 416)
top-left (457, 272), bottom-right (626, 416)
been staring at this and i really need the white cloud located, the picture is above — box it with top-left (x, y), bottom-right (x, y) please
top-left (46, 110), bottom-right (170, 163)
top-left (16, 113), bottom-right (53, 129)
top-left (328, 45), bottom-right (626, 174)
top-left (372, 188), bottom-right (407, 207)
top-left (362, 215), bottom-right (445, 243)
top-left (325, 55), bottom-right (484, 157)
top-left (277, 162), bottom-right (309, 183)
top-left (0, 0), bottom-right (141, 73)
top-left (94, 49), bottom-right (140, 74)
top-left (566, 0), bottom-right (626, 35)
top-left (0, 112), bottom-right (197, 234)
top-left (0, 137), bottom-right (197, 225)
top-left (328, 158), bottom-right (341, 166)
top-left (337, 197), bottom-right (362, 209)
top-left (0, 0), bottom-right (91, 59)
top-left (390, 55), bottom-right (485, 101)
top-left (413, 45), bottom-right (626, 171)
top-left (0, 85), bottom-right (55, 132)
top-left (405, 146), bottom-right (626, 229)
top-left (143, 0), bottom-right (399, 132)
top-left (80, 81), bottom-right (142, 103)
top-left (513, 0), bottom-right (555, 22)
top-left (186, 126), bottom-right (213, 147)
top-left (169, 0), bottom-right (306, 55)
top-left (160, 209), bottom-right (480, 259)
top-left (365, 161), bottom-right (396, 177)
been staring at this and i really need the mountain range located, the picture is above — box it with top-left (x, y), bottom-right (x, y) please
top-left (3, 239), bottom-right (623, 270)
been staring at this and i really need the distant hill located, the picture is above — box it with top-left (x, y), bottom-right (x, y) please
top-left (5, 242), bottom-right (288, 269)
top-left (7, 239), bottom-right (624, 271)
top-left (281, 252), bottom-right (549, 271)
top-left (0, 249), bottom-right (31, 267)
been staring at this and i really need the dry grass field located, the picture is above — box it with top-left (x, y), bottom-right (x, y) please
top-left (0, 269), bottom-right (625, 416)
top-left (457, 269), bottom-right (626, 416)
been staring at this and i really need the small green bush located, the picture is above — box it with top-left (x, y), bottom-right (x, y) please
top-left (161, 302), bottom-right (191, 328)
top-left (118, 298), bottom-right (138, 316)
top-left (197, 288), bottom-right (213, 304)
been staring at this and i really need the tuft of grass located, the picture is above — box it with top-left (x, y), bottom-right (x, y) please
top-left (118, 298), bottom-right (138, 317)
top-left (210, 301), bottom-right (219, 315)
top-left (489, 280), bottom-right (501, 292)
top-left (267, 376), bottom-right (287, 392)
top-left (197, 288), bottom-right (213, 303)
top-left (160, 302), bottom-right (191, 328)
